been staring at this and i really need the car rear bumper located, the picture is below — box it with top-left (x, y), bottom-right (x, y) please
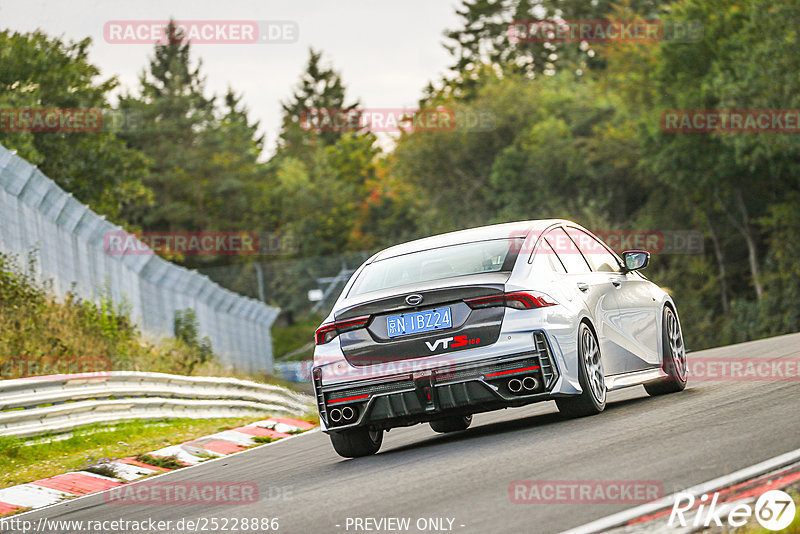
top-left (314, 331), bottom-right (562, 432)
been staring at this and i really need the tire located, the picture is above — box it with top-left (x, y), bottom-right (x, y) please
top-left (329, 427), bottom-right (383, 458)
top-left (644, 306), bottom-right (688, 396)
top-left (556, 322), bottom-right (606, 418)
top-left (429, 415), bottom-right (472, 433)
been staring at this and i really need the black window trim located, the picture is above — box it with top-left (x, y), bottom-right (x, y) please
top-left (540, 235), bottom-right (568, 274)
top-left (527, 223), bottom-right (624, 274)
top-left (563, 225), bottom-right (624, 274)
top-left (526, 223), bottom-right (561, 264)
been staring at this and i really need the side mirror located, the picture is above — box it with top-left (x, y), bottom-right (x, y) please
top-left (622, 250), bottom-right (650, 272)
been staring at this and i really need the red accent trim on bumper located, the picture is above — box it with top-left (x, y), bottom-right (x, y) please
top-left (485, 365), bottom-right (540, 378)
top-left (328, 393), bottom-right (370, 404)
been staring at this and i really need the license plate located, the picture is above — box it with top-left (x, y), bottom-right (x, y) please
top-left (386, 307), bottom-right (452, 338)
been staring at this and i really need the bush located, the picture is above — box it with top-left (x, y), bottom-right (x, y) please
top-left (135, 454), bottom-right (185, 469)
top-left (0, 253), bottom-right (228, 379)
top-left (82, 464), bottom-right (119, 479)
top-left (0, 435), bottom-right (23, 459)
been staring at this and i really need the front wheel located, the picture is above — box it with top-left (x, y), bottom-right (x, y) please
top-left (556, 323), bottom-right (606, 418)
top-left (329, 427), bottom-right (383, 458)
top-left (430, 415), bottom-right (472, 433)
top-left (644, 306), bottom-right (687, 396)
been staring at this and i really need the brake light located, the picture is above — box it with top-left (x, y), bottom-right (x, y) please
top-left (465, 291), bottom-right (557, 310)
top-left (314, 316), bottom-right (370, 345)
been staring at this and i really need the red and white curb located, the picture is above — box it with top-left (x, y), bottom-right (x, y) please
top-left (0, 417), bottom-right (315, 518)
top-left (561, 447), bottom-right (800, 534)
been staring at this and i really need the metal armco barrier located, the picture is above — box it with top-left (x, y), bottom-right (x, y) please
top-left (0, 371), bottom-right (314, 437)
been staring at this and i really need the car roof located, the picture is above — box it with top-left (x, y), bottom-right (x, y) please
top-left (371, 219), bottom-right (571, 261)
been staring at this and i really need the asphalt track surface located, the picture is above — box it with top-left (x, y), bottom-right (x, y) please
top-left (5, 333), bottom-right (800, 534)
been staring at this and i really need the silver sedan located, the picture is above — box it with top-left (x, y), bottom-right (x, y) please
top-left (312, 219), bottom-right (687, 457)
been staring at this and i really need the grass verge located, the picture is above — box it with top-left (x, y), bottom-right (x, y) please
top-left (0, 252), bottom-right (310, 392)
top-left (253, 436), bottom-right (279, 444)
top-left (739, 488), bottom-right (800, 533)
top-left (271, 313), bottom-right (323, 361)
top-left (0, 417), bottom-right (257, 489)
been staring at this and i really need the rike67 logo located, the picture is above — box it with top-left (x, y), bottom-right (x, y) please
top-left (669, 489), bottom-right (796, 531)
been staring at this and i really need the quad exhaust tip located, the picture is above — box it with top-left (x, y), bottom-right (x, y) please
top-left (522, 376), bottom-right (538, 391)
top-left (328, 405), bottom-right (359, 425)
top-left (507, 376), bottom-right (539, 394)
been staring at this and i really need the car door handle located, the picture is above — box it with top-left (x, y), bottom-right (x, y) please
top-left (577, 282), bottom-right (589, 292)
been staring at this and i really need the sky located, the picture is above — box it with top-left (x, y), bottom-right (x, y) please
top-left (0, 0), bottom-right (462, 153)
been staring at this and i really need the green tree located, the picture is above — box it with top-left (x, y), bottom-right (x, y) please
top-left (269, 48), bottom-right (390, 256)
top-left (395, 74), bottom-right (643, 234)
top-left (433, 0), bottom-right (669, 101)
top-left (642, 0), bottom-right (800, 302)
top-left (117, 22), bottom-right (273, 269)
top-left (277, 48), bottom-right (360, 163)
top-left (0, 30), bottom-right (151, 222)
top-left (589, 0), bottom-right (800, 346)
top-left (202, 89), bottom-right (269, 233)
top-left (118, 22), bottom-right (216, 232)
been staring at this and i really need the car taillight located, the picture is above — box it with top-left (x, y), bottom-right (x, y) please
top-left (465, 291), bottom-right (557, 310)
top-left (314, 316), bottom-right (370, 345)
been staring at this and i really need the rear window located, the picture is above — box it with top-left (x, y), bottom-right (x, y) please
top-left (349, 238), bottom-right (522, 296)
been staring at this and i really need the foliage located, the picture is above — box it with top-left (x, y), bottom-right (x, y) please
top-left (81, 464), bottom-right (118, 479)
top-left (432, 0), bottom-right (670, 101)
top-left (278, 47), bottom-right (360, 157)
top-left (116, 21), bottom-right (273, 275)
top-left (173, 308), bottom-right (213, 373)
top-left (135, 454), bottom-right (185, 469)
top-left (0, 417), bottom-right (256, 489)
top-left (0, 30), bottom-right (152, 224)
top-left (272, 312), bottom-right (324, 360)
top-left (0, 253), bottom-right (220, 378)
top-left (2, 2), bottom-right (799, 351)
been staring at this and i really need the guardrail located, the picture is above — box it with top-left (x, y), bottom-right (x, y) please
top-left (0, 371), bottom-right (315, 438)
